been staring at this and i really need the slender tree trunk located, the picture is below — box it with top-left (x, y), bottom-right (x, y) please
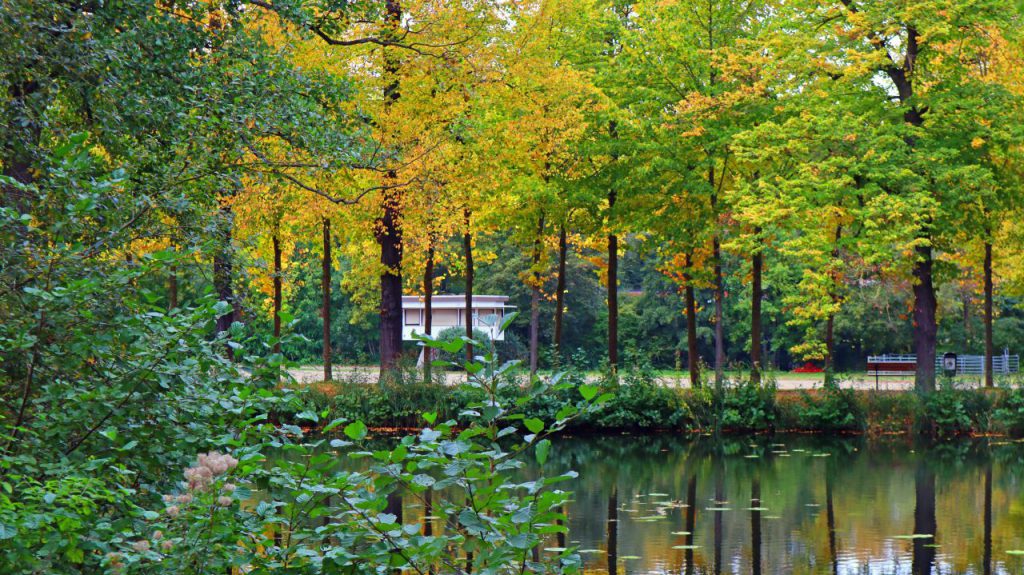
top-left (272, 233), bottom-right (282, 356)
top-left (984, 241), bottom-right (994, 388)
top-left (912, 245), bottom-right (938, 392)
top-left (464, 207), bottom-right (474, 364)
top-left (710, 164), bottom-right (725, 389)
top-left (378, 0), bottom-right (404, 375)
top-left (423, 243), bottom-right (434, 384)
top-left (750, 246), bottom-right (763, 385)
top-left (553, 223), bottom-right (568, 360)
top-left (684, 254), bottom-right (700, 388)
top-left (322, 218), bottom-right (333, 381)
top-left (529, 214), bottom-right (545, 375)
top-left (213, 204), bottom-right (236, 360)
top-left (608, 190), bottom-right (619, 374)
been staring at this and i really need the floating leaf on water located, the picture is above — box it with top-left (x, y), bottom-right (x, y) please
top-left (805, 503), bottom-right (821, 507)
top-left (671, 531), bottom-right (691, 536)
top-left (637, 515), bottom-right (666, 520)
top-left (764, 515), bottom-right (782, 520)
top-left (578, 549), bottom-right (605, 554)
top-left (791, 448), bottom-right (806, 453)
top-left (813, 453), bottom-right (832, 458)
top-left (672, 545), bottom-right (701, 550)
top-left (648, 493), bottom-right (670, 497)
top-left (892, 534), bottom-right (934, 539)
top-left (706, 507), bottom-right (731, 511)
top-left (544, 547), bottom-right (567, 552)
top-left (620, 555), bottom-right (642, 560)
top-left (744, 455), bottom-right (760, 459)
top-left (1006, 550), bottom-right (1024, 555)
top-left (746, 507), bottom-right (769, 511)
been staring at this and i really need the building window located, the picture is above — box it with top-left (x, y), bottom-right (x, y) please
top-left (404, 309), bottom-right (420, 326)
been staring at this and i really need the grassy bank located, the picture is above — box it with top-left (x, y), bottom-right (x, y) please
top-left (284, 373), bottom-right (1024, 438)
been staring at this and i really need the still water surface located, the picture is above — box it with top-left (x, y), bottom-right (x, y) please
top-left (402, 435), bottom-right (1024, 575)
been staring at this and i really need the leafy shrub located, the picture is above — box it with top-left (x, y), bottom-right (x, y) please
top-left (862, 392), bottom-right (919, 433)
top-left (993, 387), bottom-right (1024, 437)
top-left (918, 389), bottom-right (992, 438)
top-left (590, 379), bottom-right (684, 429)
top-left (784, 384), bottom-right (866, 432)
top-left (717, 382), bottom-right (777, 432)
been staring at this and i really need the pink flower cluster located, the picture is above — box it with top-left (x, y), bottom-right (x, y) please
top-left (183, 451), bottom-right (239, 492)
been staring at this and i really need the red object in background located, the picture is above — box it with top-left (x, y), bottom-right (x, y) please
top-left (792, 362), bottom-right (824, 373)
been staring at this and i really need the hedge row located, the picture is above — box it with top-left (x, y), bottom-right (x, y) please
top-left (286, 376), bottom-right (1024, 438)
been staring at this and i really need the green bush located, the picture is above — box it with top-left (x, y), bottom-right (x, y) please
top-left (993, 387), bottom-right (1024, 436)
top-left (718, 382), bottom-right (777, 432)
top-left (862, 392), bottom-right (919, 433)
top-left (785, 384), bottom-right (866, 432)
top-left (918, 389), bottom-right (992, 438)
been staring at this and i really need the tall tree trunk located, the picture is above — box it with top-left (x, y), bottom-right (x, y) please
top-left (272, 232), bottom-right (282, 356)
top-left (377, 0), bottom-right (404, 375)
top-left (423, 242), bottom-right (434, 384)
top-left (684, 253), bottom-right (700, 388)
top-left (322, 218), bottom-right (333, 381)
top-left (984, 241), bottom-right (994, 388)
top-left (750, 246), bottom-right (763, 385)
top-left (553, 223), bottom-right (568, 360)
top-left (608, 190), bottom-right (619, 374)
top-left (912, 245), bottom-right (937, 392)
top-left (464, 207), bottom-right (474, 364)
top-left (213, 204), bottom-right (236, 360)
top-left (912, 464), bottom-right (937, 575)
top-left (529, 214), bottom-right (545, 375)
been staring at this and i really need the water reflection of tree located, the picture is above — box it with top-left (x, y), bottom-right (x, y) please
top-left (913, 462), bottom-right (937, 575)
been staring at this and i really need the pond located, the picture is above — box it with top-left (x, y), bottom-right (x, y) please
top-left (394, 434), bottom-right (1024, 575)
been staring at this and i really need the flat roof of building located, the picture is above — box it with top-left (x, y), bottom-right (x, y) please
top-left (401, 294), bottom-right (514, 309)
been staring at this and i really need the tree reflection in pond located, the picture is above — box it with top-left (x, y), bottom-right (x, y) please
top-left (529, 435), bottom-right (1024, 575)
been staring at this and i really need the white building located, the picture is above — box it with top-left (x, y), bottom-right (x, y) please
top-left (401, 294), bottom-right (514, 341)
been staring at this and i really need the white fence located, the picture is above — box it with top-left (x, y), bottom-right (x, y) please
top-left (867, 353), bottom-right (1019, 376)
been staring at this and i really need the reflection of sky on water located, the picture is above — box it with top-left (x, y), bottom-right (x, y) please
top-left (516, 435), bottom-right (1024, 575)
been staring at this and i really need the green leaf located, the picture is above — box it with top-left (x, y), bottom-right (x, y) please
top-left (524, 418), bottom-right (545, 434)
top-left (579, 384), bottom-right (598, 401)
top-left (423, 412), bottom-right (437, 425)
top-left (322, 417), bottom-right (347, 433)
top-left (344, 421), bottom-right (368, 441)
top-left (535, 438), bottom-right (551, 465)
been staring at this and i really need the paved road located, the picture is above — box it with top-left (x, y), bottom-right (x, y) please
top-left (287, 366), bottom-right (930, 391)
